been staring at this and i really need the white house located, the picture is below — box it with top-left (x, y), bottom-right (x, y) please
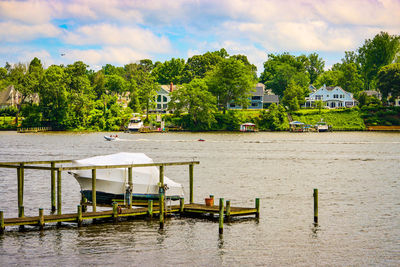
top-left (304, 85), bottom-right (357, 108)
top-left (154, 83), bottom-right (177, 113)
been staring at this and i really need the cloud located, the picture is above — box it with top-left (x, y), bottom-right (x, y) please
top-left (63, 24), bottom-right (171, 54)
top-left (0, 0), bottom-right (54, 24)
top-left (0, 22), bottom-right (61, 42)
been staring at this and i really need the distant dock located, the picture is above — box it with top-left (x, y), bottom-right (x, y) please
top-left (17, 127), bottom-right (51, 133)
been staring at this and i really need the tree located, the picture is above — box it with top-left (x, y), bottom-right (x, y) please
top-left (181, 50), bottom-right (225, 83)
top-left (313, 100), bottom-right (324, 113)
top-left (258, 103), bottom-right (288, 131)
top-left (207, 57), bottom-right (257, 113)
top-left (314, 70), bottom-right (341, 88)
top-left (169, 78), bottom-right (217, 130)
top-left (357, 32), bottom-right (400, 89)
top-left (305, 53), bottom-right (325, 84)
top-left (377, 63), bottom-right (400, 101)
top-left (136, 71), bottom-right (157, 120)
top-left (39, 65), bottom-right (68, 129)
top-left (260, 53), bottom-right (310, 96)
top-left (281, 80), bottom-right (305, 111)
top-left (151, 58), bottom-right (185, 84)
top-left (334, 62), bottom-right (364, 93)
top-left (105, 74), bottom-right (127, 94)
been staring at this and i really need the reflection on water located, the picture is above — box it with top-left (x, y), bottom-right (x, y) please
top-left (0, 131), bottom-right (399, 266)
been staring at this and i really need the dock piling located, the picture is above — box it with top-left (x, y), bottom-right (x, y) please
top-left (51, 162), bottom-right (56, 212)
top-left (112, 202), bottom-right (118, 223)
top-left (219, 198), bottom-right (224, 234)
top-left (255, 198), bottom-right (260, 218)
top-left (226, 200), bottom-right (231, 222)
top-left (39, 208), bottom-right (44, 230)
top-left (0, 211), bottom-right (4, 234)
top-left (159, 165), bottom-right (165, 229)
top-left (77, 205), bottom-right (82, 227)
top-left (313, 189), bottom-right (318, 224)
top-left (179, 198), bottom-right (184, 213)
top-left (92, 169), bottom-right (96, 212)
top-left (128, 167), bottom-right (133, 209)
top-left (159, 194), bottom-right (165, 229)
top-left (57, 169), bottom-right (62, 215)
top-left (189, 164), bottom-right (194, 204)
top-left (148, 200), bottom-right (153, 218)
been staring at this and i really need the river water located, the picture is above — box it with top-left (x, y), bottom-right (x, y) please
top-left (0, 131), bottom-right (399, 266)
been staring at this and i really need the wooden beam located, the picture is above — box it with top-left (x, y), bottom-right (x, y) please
top-left (0, 160), bottom-right (73, 165)
top-left (58, 161), bottom-right (200, 171)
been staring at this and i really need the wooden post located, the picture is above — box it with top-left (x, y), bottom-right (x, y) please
top-left (20, 163), bottom-right (24, 204)
top-left (255, 198), bottom-right (260, 218)
top-left (81, 195), bottom-right (87, 212)
top-left (226, 200), bottom-right (231, 222)
top-left (179, 197), bottom-right (184, 213)
top-left (92, 169), bottom-right (96, 212)
top-left (159, 194), bottom-right (165, 229)
top-left (219, 198), bottom-right (224, 234)
top-left (17, 166), bottom-right (23, 217)
top-left (189, 164), bottom-right (194, 204)
top-left (51, 162), bottom-right (56, 212)
top-left (39, 208), bottom-right (44, 230)
top-left (128, 167), bottom-right (133, 209)
top-left (148, 200), bottom-right (153, 218)
top-left (19, 206), bottom-right (24, 218)
top-left (57, 169), bottom-right (62, 215)
top-left (112, 202), bottom-right (118, 223)
top-left (159, 165), bottom-right (165, 229)
top-left (77, 205), bottom-right (83, 227)
top-left (0, 211), bottom-right (4, 234)
top-left (313, 189), bottom-right (318, 223)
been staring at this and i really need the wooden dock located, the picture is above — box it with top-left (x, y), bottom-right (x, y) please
top-left (0, 158), bottom-right (259, 234)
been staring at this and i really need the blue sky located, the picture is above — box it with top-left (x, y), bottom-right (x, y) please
top-left (0, 0), bottom-right (399, 75)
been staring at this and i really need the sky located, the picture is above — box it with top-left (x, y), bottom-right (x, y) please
top-left (0, 0), bottom-right (399, 75)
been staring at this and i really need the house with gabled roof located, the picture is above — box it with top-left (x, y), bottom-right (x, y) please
top-left (228, 83), bottom-right (279, 109)
top-left (153, 82), bottom-right (178, 113)
top-left (304, 85), bottom-right (357, 108)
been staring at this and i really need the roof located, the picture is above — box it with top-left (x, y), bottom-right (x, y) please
top-left (263, 94), bottom-right (279, 103)
top-left (290, 121), bottom-right (304, 125)
top-left (253, 83), bottom-right (265, 96)
top-left (0, 85), bottom-right (15, 105)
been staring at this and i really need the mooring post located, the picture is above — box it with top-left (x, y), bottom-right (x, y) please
top-left (189, 164), bottom-right (194, 204)
top-left (313, 189), bottom-right (318, 224)
top-left (179, 197), bottom-right (184, 213)
top-left (112, 202), bottom-right (118, 223)
top-left (92, 169), bottom-right (96, 212)
top-left (226, 200), bottom-right (231, 222)
top-left (0, 211), bottom-right (4, 234)
top-left (51, 162), bottom-right (56, 212)
top-left (17, 166), bottom-right (23, 217)
top-left (128, 167), bottom-right (133, 209)
top-left (77, 205), bottom-right (82, 227)
top-left (148, 200), bottom-right (153, 218)
top-left (255, 198), bottom-right (260, 218)
top-left (219, 198), bottom-right (224, 234)
top-left (39, 208), bottom-right (44, 230)
top-left (159, 165), bottom-right (165, 229)
top-left (57, 169), bottom-right (62, 215)
top-left (20, 163), bottom-right (24, 204)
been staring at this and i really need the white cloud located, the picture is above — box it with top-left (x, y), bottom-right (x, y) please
top-left (0, 0), bottom-right (54, 24)
top-left (63, 24), bottom-right (171, 54)
top-left (0, 22), bottom-right (61, 42)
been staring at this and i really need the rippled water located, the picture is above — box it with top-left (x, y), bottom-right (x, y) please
top-left (0, 131), bottom-right (399, 266)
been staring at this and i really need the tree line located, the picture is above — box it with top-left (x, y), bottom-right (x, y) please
top-left (0, 31), bottom-right (399, 131)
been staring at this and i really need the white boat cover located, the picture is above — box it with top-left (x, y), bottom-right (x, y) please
top-left (70, 152), bottom-right (184, 197)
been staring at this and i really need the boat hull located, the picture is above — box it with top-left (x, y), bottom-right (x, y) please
top-left (81, 190), bottom-right (181, 204)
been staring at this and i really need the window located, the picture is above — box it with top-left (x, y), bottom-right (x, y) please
top-left (230, 103), bottom-right (236, 107)
top-left (252, 96), bottom-right (261, 100)
top-left (251, 102), bottom-right (258, 107)
top-left (157, 104), bottom-right (161, 109)
top-left (157, 95), bottom-right (161, 102)
top-left (163, 104), bottom-right (168, 109)
top-left (163, 96), bottom-right (168, 102)
top-left (333, 94), bottom-right (338, 98)
top-left (315, 95), bottom-right (322, 100)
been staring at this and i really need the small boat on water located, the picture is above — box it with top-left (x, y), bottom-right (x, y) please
top-left (104, 135), bottom-right (119, 141)
top-left (127, 114), bottom-right (143, 132)
top-left (240, 123), bottom-right (257, 132)
top-left (68, 153), bottom-right (184, 204)
top-left (315, 120), bottom-right (330, 132)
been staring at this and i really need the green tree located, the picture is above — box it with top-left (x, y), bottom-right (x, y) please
top-left (377, 63), bottom-right (400, 101)
top-left (314, 70), bottom-right (341, 88)
top-left (181, 50), bottom-right (225, 83)
top-left (260, 53), bottom-right (310, 96)
top-left (357, 31), bottom-right (400, 89)
top-left (207, 57), bottom-right (257, 113)
top-left (105, 74), bottom-right (127, 94)
top-left (258, 103), bottom-right (288, 131)
top-left (305, 53), bottom-right (325, 84)
top-left (281, 80), bottom-right (305, 111)
top-left (169, 78), bottom-right (217, 130)
top-left (152, 58), bottom-right (185, 84)
top-left (39, 65), bottom-right (68, 129)
top-left (313, 100), bottom-right (324, 113)
top-left (333, 62), bottom-right (364, 93)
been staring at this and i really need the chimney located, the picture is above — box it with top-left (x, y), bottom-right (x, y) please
top-left (170, 82), bottom-right (173, 92)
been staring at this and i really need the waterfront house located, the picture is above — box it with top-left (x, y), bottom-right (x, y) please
top-left (304, 85), bottom-right (357, 108)
top-left (228, 83), bottom-right (279, 109)
top-left (0, 85), bottom-right (39, 109)
top-left (153, 82), bottom-right (177, 113)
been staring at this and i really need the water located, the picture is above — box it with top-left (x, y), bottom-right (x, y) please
top-left (0, 131), bottom-right (399, 266)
